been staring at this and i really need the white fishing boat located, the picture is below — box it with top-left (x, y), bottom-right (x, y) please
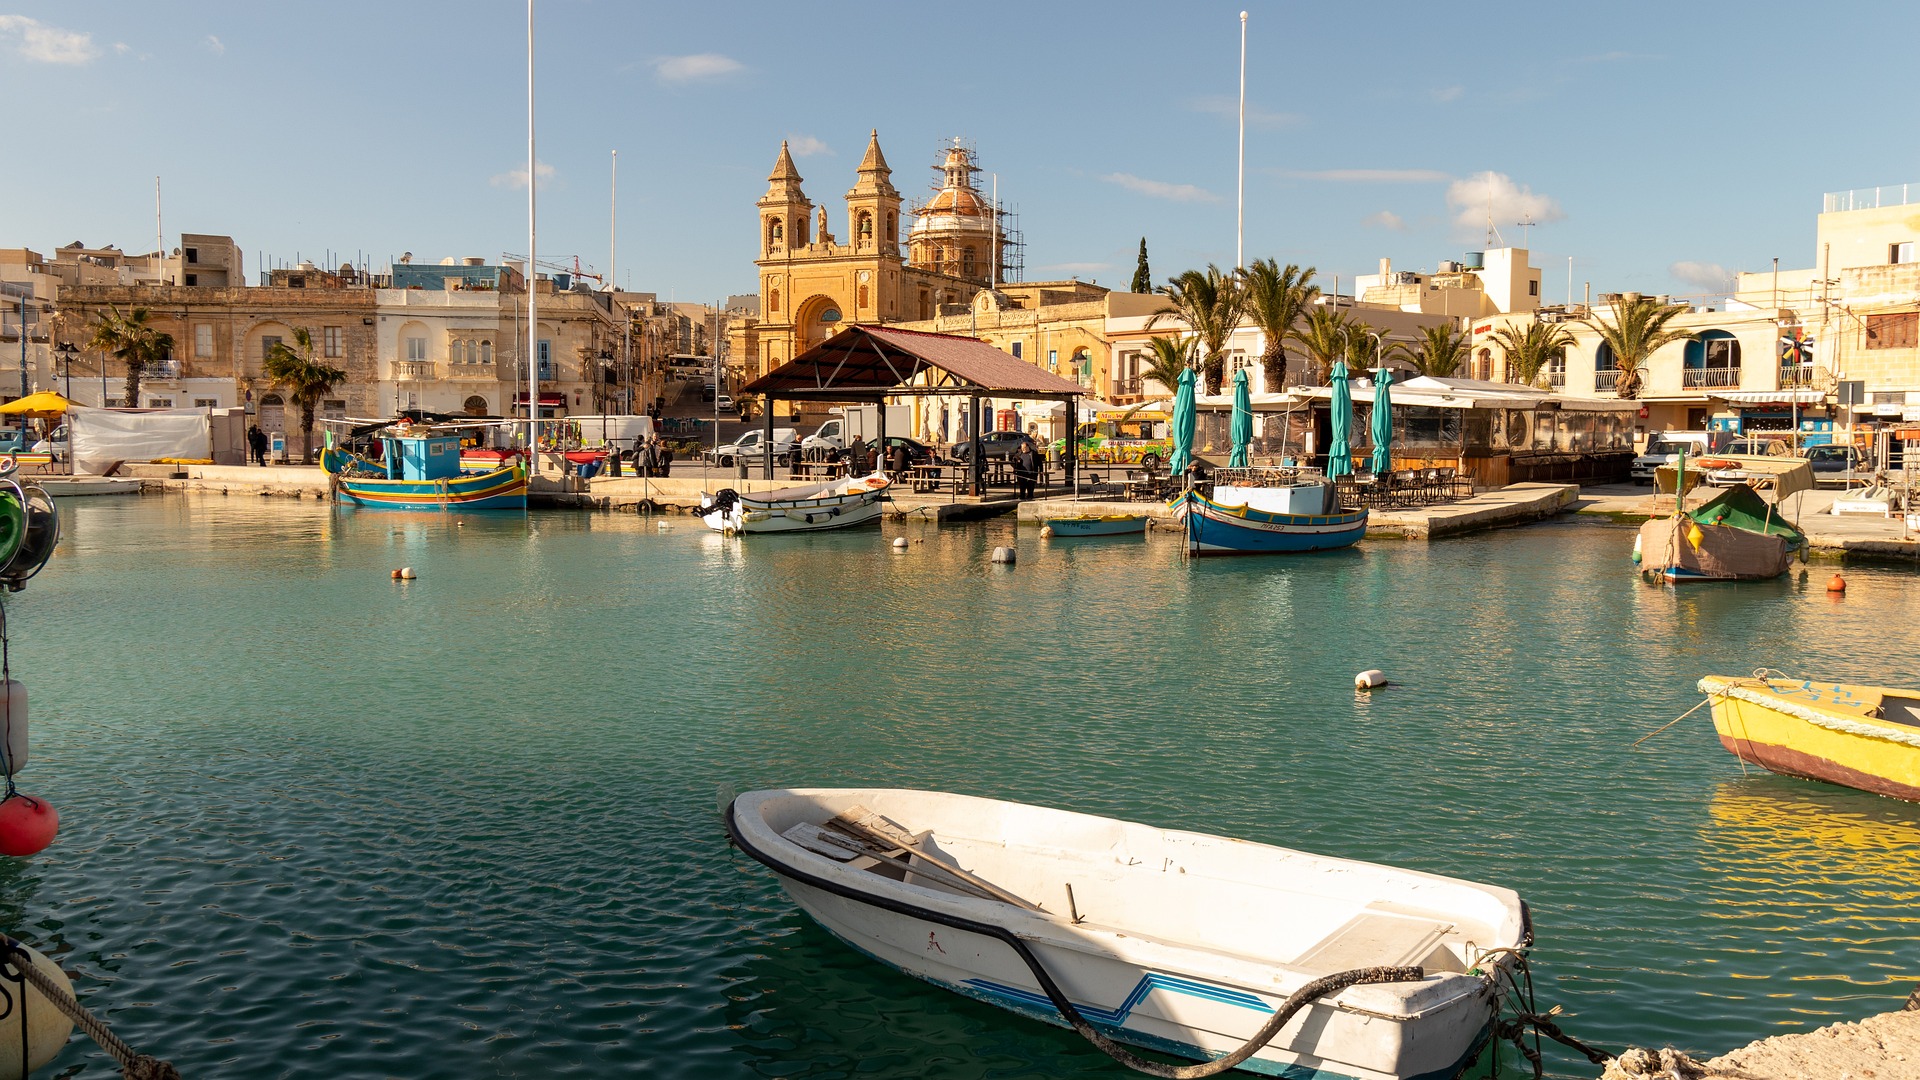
top-left (727, 788), bottom-right (1530, 1079)
top-left (699, 472), bottom-right (892, 534)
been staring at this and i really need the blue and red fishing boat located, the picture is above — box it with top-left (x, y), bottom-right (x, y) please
top-left (321, 420), bottom-right (526, 511)
top-left (1171, 473), bottom-right (1367, 556)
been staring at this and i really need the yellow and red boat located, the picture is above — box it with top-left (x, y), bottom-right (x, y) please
top-left (1698, 673), bottom-right (1920, 802)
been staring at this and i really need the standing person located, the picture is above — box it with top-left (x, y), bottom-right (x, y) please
top-left (633, 432), bottom-right (651, 478)
top-left (658, 437), bottom-right (674, 477)
top-left (247, 424), bottom-right (268, 466)
top-left (1013, 438), bottom-right (1040, 500)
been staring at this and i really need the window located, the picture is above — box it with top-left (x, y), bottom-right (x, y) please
top-left (1011, 341), bottom-right (1022, 360)
top-left (1474, 347), bottom-right (1492, 381)
top-left (858, 212), bottom-right (873, 240)
top-left (769, 219), bottom-right (783, 248)
top-left (104, 397), bottom-right (125, 407)
top-left (184, 274), bottom-right (197, 286)
top-left (184, 248), bottom-right (198, 264)
top-left (1892, 242), bottom-right (1914, 265)
top-left (464, 395), bottom-right (489, 415)
top-left (406, 336), bottom-right (427, 361)
top-left (857, 284), bottom-right (869, 308)
top-left (147, 397), bottom-right (174, 408)
top-left (195, 324), bottom-right (213, 358)
top-left (962, 247), bottom-right (977, 278)
top-left (1528, 280), bottom-right (1540, 296)
top-left (1866, 312), bottom-right (1918, 349)
top-left (479, 340), bottom-right (492, 364)
top-left (323, 326), bottom-right (342, 357)
top-left (193, 397), bottom-right (218, 408)
top-left (321, 399), bottom-right (347, 421)
top-left (769, 288), bottom-right (780, 312)
top-left (261, 335), bottom-right (282, 361)
top-left (1048, 349), bottom-right (1058, 371)
top-left (537, 340), bottom-right (552, 380)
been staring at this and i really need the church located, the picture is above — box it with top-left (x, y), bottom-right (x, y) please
top-left (729, 132), bottom-right (1014, 379)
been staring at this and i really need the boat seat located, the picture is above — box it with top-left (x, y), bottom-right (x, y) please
top-left (1291, 907), bottom-right (1454, 975)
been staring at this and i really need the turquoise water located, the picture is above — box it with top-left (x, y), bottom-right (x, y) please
top-left (4, 494), bottom-right (1917, 1077)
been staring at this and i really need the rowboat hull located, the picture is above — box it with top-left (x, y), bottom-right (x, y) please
top-left (1046, 514), bottom-right (1147, 537)
top-left (1634, 519), bottom-right (1794, 582)
top-left (322, 448), bottom-right (527, 510)
top-left (1700, 675), bottom-right (1920, 802)
top-left (1173, 491), bottom-right (1367, 556)
top-left (728, 788), bottom-right (1525, 1080)
top-left (702, 473), bottom-right (891, 534)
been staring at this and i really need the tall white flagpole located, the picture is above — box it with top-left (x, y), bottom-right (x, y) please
top-left (1237, 10), bottom-right (1247, 270)
top-left (526, 0), bottom-right (539, 474)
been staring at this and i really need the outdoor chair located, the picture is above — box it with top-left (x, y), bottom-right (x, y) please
top-left (1389, 469), bottom-right (1419, 507)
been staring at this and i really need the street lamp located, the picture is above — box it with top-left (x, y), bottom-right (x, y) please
top-left (55, 342), bottom-right (78, 400)
top-left (1364, 330), bottom-right (1384, 377)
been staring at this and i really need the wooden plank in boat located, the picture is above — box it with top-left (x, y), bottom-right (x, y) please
top-left (826, 806), bottom-right (1045, 912)
top-left (1293, 911), bottom-right (1453, 974)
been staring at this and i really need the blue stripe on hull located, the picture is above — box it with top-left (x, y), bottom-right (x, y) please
top-left (1177, 495), bottom-right (1367, 555)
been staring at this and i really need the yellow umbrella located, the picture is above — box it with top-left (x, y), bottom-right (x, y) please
top-left (0, 392), bottom-right (72, 419)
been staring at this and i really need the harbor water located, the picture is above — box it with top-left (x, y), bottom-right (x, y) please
top-left (7, 494), bottom-right (1918, 1077)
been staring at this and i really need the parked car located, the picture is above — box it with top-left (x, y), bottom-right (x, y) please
top-left (859, 436), bottom-right (935, 469)
top-left (1629, 430), bottom-right (1725, 483)
top-left (700, 383), bottom-right (717, 403)
top-left (951, 430), bottom-right (1038, 463)
top-left (711, 427), bottom-right (799, 468)
top-left (1802, 444), bottom-right (1872, 486)
top-left (0, 428), bottom-right (33, 455)
top-left (715, 394), bottom-right (735, 414)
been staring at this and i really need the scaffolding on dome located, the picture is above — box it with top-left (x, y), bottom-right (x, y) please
top-left (906, 137), bottom-right (1022, 285)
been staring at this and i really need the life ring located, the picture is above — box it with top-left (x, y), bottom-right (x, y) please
top-left (864, 477), bottom-right (888, 489)
top-left (0, 454), bottom-right (15, 477)
top-left (1693, 458), bottom-right (1734, 469)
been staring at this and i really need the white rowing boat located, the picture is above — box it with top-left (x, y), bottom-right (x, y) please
top-left (727, 788), bottom-right (1530, 1079)
top-left (699, 472), bottom-right (891, 534)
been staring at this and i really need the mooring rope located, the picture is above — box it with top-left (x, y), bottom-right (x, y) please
top-left (0, 938), bottom-right (179, 1080)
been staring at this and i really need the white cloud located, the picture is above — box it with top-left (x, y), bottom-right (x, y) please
top-left (1444, 171), bottom-right (1565, 234)
top-left (1284, 168), bottom-right (1452, 183)
top-left (786, 135), bottom-right (831, 157)
top-left (1188, 95), bottom-right (1302, 130)
top-left (1429, 85), bottom-right (1464, 103)
top-left (652, 53), bottom-right (743, 84)
top-left (0, 15), bottom-right (100, 64)
top-left (1669, 261), bottom-right (1735, 292)
top-left (1364, 211), bottom-right (1407, 232)
top-left (112, 42), bottom-right (130, 55)
top-left (1101, 173), bottom-right (1221, 204)
top-left (491, 160), bottom-right (556, 190)
top-left (204, 35), bottom-right (224, 55)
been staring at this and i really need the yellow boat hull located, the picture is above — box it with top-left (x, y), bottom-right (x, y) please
top-left (1699, 675), bottom-right (1920, 802)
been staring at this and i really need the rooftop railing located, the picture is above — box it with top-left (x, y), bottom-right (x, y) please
top-left (1682, 366), bottom-right (1741, 389)
top-left (1824, 183), bottom-right (1920, 213)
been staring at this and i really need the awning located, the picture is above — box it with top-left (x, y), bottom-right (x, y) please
top-left (1711, 389), bottom-right (1824, 404)
top-left (513, 393), bottom-right (566, 406)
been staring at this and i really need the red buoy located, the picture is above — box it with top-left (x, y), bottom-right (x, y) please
top-left (0, 792), bottom-right (58, 856)
top-left (1827, 574), bottom-right (1847, 594)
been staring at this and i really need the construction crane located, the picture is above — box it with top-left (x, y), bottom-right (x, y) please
top-left (501, 253), bottom-right (604, 286)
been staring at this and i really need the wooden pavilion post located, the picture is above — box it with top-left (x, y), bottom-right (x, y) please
top-left (970, 393), bottom-right (984, 496)
top-left (762, 394), bottom-right (774, 479)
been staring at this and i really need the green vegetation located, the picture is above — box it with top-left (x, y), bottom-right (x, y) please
top-left (1242, 260), bottom-right (1319, 392)
top-left (263, 327), bottom-right (347, 464)
top-left (86, 305), bottom-right (174, 410)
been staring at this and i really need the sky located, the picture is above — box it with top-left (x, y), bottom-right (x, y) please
top-left (5, 1), bottom-right (1920, 305)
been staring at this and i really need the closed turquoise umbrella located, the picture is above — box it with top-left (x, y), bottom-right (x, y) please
top-left (1229, 368), bottom-right (1253, 468)
top-left (1326, 361), bottom-right (1353, 478)
top-left (1169, 367), bottom-right (1196, 474)
top-left (1369, 368), bottom-right (1394, 475)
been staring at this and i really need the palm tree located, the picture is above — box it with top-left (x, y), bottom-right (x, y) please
top-left (1242, 259), bottom-right (1319, 393)
top-left (1406, 324), bottom-right (1468, 378)
top-left (87, 305), bottom-right (174, 408)
top-left (1150, 265), bottom-right (1248, 395)
top-left (1488, 320), bottom-right (1575, 388)
top-left (1287, 306), bottom-right (1349, 385)
top-left (1140, 334), bottom-right (1196, 395)
top-left (1579, 295), bottom-right (1692, 399)
top-left (262, 327), bottom-right (347, 464)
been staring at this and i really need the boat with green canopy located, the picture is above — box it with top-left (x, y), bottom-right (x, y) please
top-left (1634, 453), bottom-right (1809, 582)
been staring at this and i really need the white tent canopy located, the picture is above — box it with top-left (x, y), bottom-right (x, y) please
top-left (69, 405), bottom-right (211, 475)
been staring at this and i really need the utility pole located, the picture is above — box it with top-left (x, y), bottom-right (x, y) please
top-left (1236, 10), bottom-right (1247, 270)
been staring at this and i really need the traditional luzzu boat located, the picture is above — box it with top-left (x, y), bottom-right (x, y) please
top-left (728, 788), bottom-right (1531, 1079)
top-left (1171, 471), bottom-right (1367, 556)
top-left (1699, 672), bottom-right (1920, 803)
top-left (1635, 455), bottom-right (1810, 583)
top-left (1045, 513), bottom-right (1148, 537)
top-left (698, 472), bottom-right (890, 535)
top-left (320, 421), bottom-right (527, 510)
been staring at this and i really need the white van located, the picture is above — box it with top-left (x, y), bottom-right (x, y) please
top-left (1630, 431), bottom-right (1719, 483)
top-left (713, 427), bottom-right (799, 467)
top-left (570, 415), bottom-right (654, 448)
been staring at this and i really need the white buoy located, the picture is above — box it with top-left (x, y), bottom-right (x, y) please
top-left (398, 567), bottom-right (417, 580)
top-left (657, 520), bottom-right (671, 531)
top-left (892, 537), bottom-right (909, 551)
top-left (991, 546), bottom-right (1016, 564)
top-left (0, 937), bottom-right (74, 1073)
top-left (0, 681), bottom-right (24, 776)
top-left (1040, 525), bottom-right (1054, 537)
top-left (1354, 669), bottom-right (1389, 690)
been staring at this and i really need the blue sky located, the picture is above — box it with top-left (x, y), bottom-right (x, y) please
top-left (4, 2), bottom-right (1918, 303)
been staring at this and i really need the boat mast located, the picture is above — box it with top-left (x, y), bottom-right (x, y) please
top-left (525, 0), bottom-right (539, 474)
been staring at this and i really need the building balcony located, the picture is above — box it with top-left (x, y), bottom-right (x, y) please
top-left (447, 361), bottom-right (498, 381)
top-left (1779, 364), bottom-right (1818, 388)
top-left (393, 361), bottom-right (436, 380)
top-left (1594, 371), bottom-right (1618, 393)
top-left (1546, 369), bottom-right (1566, 390)
top-left (1681, 367), bottom-right (1740, 389)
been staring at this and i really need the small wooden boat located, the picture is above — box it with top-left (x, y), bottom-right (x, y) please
top-left (320, 421), bottom-right (526, 510)
top-left (1171, 471), bottom-right (1366, 556)
top-left (1045, 513), bottom-right (1147, 537)
top-left (699, 472), bottom-right (890, 534)
top-left (1699, 673), bottom-right (1920, 803)
top-left (728, 788), bottom-right (1529, 1079)
top-left (33, 477), bottom-right (142, 497)
top-left (1633, 484), bottom-right (1805, 583)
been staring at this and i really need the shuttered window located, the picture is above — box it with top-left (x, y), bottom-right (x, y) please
top-left (1865, 312), bottom-right (1918, 349)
